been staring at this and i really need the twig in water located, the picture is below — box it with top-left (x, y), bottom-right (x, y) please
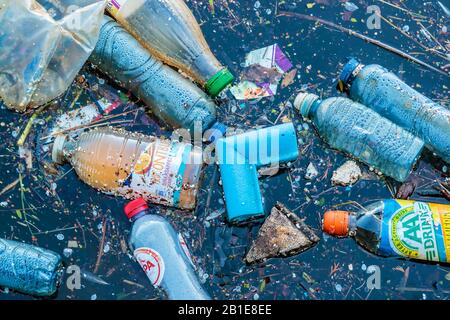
top-left (94, 218), bottom-right (107, 274)
top-left (277, 11), bottom-right (450, 78)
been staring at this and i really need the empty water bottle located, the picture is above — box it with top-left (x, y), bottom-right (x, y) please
top-left (106, 0), bottom-right (234, 97)
top-left (90, 16), bottom-right (217, 132)
top-left (52, 127), bottom-right (203, 210)
top-left (125, 198), bottom-right (211, 300)
top-left (294, 92), bottom-right (425, 182)
top-left (338, 59), bottom-right (450, 163)
top-left (0, 239), bottom-right (63, 296)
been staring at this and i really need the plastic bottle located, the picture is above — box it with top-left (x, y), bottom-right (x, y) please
top-left (338, 58), bottom-right (450, 163)
top-left (323, 199), bottom-right (450, 263)
top-left (90, 16), bottom-right (217, 132)
top-left (51, 128), bottom-right (203, 210)
top-left (294, 92), bottom-right (425, 182)
top-left (0, 238), bottom-right (63, 296)
top-left (124, 198), bottom-right (211, 300)
top-left (105, 0), bottom-right (234, 97)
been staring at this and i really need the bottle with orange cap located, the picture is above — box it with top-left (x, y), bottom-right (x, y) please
top-left (124, 198), bottom-right (211, 300)
top-left (323, 199), bottom-right (450, 263)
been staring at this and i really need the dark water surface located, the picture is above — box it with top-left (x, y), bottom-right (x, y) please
top-left (0, 0), bottom-right (449, 300)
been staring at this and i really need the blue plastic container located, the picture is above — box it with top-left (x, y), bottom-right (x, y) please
top-left (294, 93), bottom-right (424, 182)
top-left (216, 123), bottom-right (299, 223)
top-left (90, 16), bottom-right (217, 132)
top-left (125, 199), bottom-right (210, 300)
top-left (0, 239), bottom-right (63, 296)
top-left (339, 59), bottom-right (450, 163)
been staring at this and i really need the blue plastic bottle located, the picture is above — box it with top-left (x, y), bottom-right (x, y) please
top-left (0, 239), bottom-right (63, 296)
top-left (124, 198), bottom-right (211, 300)
top-left (90, 16), bottom-right (217, 132)
top-left (339, 59), bottom-right (450, 163)
top-left (294, 93), bottom-right (425, 182)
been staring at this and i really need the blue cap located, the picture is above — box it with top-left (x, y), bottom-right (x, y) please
top-left (339, 58), bottom-right (361, 84)
top-left (205, 122), bottom-right (227, 143)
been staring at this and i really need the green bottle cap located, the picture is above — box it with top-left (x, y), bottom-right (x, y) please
top-left (205, 68), bottom-right (234, 98)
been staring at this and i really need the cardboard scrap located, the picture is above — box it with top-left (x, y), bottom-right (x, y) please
top-left (245, 202), bottom-right (320, 264)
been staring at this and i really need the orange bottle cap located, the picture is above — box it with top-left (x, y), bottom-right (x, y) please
top-left (322, 210), bottom-right (350, 237)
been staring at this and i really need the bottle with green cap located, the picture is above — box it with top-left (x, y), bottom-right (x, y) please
top-left (294, 92), bottom-right (424, 182)
top-left (106, 0), bottom-right (234, 97)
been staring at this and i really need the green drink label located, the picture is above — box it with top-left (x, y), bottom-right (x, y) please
top-left (379, 199), bottom-right (450, 263)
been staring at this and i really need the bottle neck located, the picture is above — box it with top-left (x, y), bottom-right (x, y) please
top-left (130, 209), bottom-right (150, 222)
top-left (308, 99), bottom-right (321, 118)
top-left (348, 214), bottom-right (358, 237)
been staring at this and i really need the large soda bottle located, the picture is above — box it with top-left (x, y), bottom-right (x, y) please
top-left (323, 199), bottom-right (450, 263)
top-left (52, 128), bottom-right (203, 210)
top-left (0, 239), bottom-right (63, 296)
top-left (105, 0), bottom-right (234, 97)
top-left (90, 16), bottom-right (217, 132)
top-left (124, 198), bottom-right (211, 300)
top-left (294, 92), bottom-right (424, 182)
top-left (338, 58), bottom-right (450, 163)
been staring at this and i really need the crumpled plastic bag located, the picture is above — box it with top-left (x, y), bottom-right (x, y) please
top-left (0, 0), bottom-right (106, 111)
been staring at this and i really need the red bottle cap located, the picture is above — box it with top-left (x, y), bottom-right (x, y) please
top-left (322, 210), bottom-right (350, 237)
top-left (124, 198), bottom-right (149, 219)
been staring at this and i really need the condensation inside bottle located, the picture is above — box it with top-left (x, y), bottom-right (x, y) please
top-left (61, 128), bottom-right (202, 209)
top-left (352, 201), bottom-right (384, 256)
top-left (113, 0), bottom-right (223, 85)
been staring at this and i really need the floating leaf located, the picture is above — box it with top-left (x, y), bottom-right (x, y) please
top-left (15, 209), bottom-right (22, 220)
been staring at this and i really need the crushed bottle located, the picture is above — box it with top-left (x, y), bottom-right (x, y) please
top-left (294, 92), bottom-right (425, 182)
top-left (323, 199), bottom-right (450, 263)
top-left (105, 0), bottom-right (234, 97)
top-left (124, 198), bottom-right (211, 300)
top-left (0, 238), bottom-right (63, 296)
top-left (51, 127), bottom-right (203, 210)
top-left (338, 58), bottom-right (450, 163)
top-left (90, 16), bottom-right (217, 132)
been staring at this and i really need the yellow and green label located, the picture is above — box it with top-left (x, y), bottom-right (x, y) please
top-left (379, 199), bottom-right (450, 263)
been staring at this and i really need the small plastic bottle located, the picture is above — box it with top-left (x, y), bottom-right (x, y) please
top-left (0, 239), bottom-right (63, 296)
top-left (90, 16), bottom-right (217, 132)
top-left (52, 128), bottom-right (203, 210)
top-left (339, 58), bottom-right (450, 163)
top-left (294, 92), bottom-right (424, 182)
top-left (323, 199), bottom-right (450, 263)
top-left (124, 198), bottom-right (211, 300)
top-left (106, 0), bottom-right (234, 97)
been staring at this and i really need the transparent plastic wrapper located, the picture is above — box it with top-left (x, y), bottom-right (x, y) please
top-left (0, 0), bottom-right (106, 111)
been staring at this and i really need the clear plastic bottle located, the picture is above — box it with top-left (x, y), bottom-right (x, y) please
top-left (105, 0), bottom-right (234, 97)
top-left (51, 128), bottom-right (203, 210)
top-left (90, 16), bottom-right (217, 132)
top-left (294, 92), bottom-right (424, 182)
top-left (339, 59), bottom-right (450, 163)
top-left (0, 238), bottom-right (63, 296)
top-left (323, 199), bottom-right (450, 263)
top-left (124, 198), bottom-right (211, 300)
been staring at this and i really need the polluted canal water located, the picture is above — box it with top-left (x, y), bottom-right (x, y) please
top-left (0, 0), bottom-right (449, 301)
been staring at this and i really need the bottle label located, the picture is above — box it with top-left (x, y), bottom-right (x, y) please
top-left (178, 233), bottom-right (196, 269)
top-left (106, 0), bottom-right (127, 17)
top-left (120, 139), bottom-right (191, 207)
top-left (379, 199), bottom-right (450, 263)
top-left (134, 247), bottom-right (165, 287)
